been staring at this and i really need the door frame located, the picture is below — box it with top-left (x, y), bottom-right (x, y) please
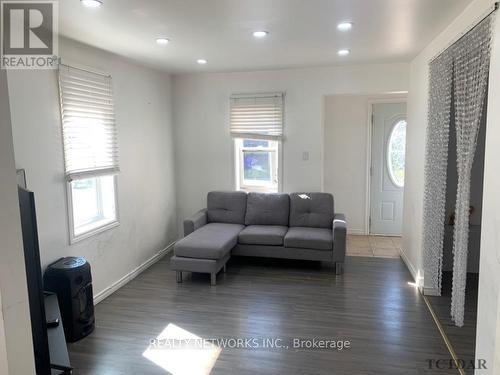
top-left (365, 96), bottom-right (408, 235)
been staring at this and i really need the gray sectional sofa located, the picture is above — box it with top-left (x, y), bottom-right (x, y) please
top-left (171, 191), bottom-right (347, 285)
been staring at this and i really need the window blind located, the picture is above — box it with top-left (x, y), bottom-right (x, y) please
top-left (58, 64), bottom-right (119, 181)
top-left (230, 93), bottom-right (284, 139)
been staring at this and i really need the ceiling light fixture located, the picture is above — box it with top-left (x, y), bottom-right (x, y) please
top-left (337, 22), bottom-right (353, 31)
top-left (156, 38), bottom-right (170, 45)
top-left (253, 31), bottom-right (269, 38)
top-left (197, 59), bottom-right (208, 65)
top-left (81, 0), bottom-right (102, 8)
top-left (337, 49), bottom-right (350, 56)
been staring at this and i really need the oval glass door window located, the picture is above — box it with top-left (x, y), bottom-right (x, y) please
top-left (387, 120), bottom-right (407, 188)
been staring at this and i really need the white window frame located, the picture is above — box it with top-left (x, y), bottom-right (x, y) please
top-left (66, 175), bottom-right (120, 244)
top-left (58, 62), bottom-right (120, 244)
top-left (234, 138), bottom-right (283, 193)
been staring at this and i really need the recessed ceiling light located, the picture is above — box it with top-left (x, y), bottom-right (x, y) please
top-left (337, 22), bottom-right (353, 31)
top-left (81, 0), bottom-right (102, 8)
top-left (337, 49), bottom-right (350, 56)
top-left (197, 59), bottom-right (208, 65)
top-left (156, 38), bottom-right (170, 45)
top-left (253, 31), bottom-right (269, 38)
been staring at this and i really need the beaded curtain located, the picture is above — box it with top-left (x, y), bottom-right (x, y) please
top-left (422, 50), bottom-right (453, 296)
top-left (423, 15), bottom-right (493, 327)
top-left (451, 16), bottom-right (492, 327)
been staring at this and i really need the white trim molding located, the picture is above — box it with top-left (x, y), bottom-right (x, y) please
top-left (347, 229), bottom-right (365, 236)
top-left (423, 287), bottom-right (441, 296)
top-left (399, 248), bottom-right (418, 282)
top-left (93, 241), bottom-right (176, 305)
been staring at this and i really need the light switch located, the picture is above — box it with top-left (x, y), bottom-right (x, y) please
top-left (302, 151), bottom-right (309, 161)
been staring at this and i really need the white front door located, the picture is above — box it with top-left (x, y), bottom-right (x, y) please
top-left (370, 102), bottom-right (407, 235)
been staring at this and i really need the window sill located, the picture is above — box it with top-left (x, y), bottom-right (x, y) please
top-left (70, 220), bottom-right (120, 244)
top-left (240, 186), bottom-right (279, 194)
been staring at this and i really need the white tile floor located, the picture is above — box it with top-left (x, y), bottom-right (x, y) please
top-left (347, 234), bottom-right (401, 258)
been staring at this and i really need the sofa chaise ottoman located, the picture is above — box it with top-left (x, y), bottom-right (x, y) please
top-left (170, 191), bottom-right (347, 285)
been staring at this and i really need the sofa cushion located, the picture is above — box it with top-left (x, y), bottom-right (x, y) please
top-left (245, 193), bottom-right (290, 226)
top-left (207, 191), bottom-right (247, 224)
top-left (284, 227), bottom-right (333, 250)
top-left (174, 223), bottom-right (244, 260)
top-left (238, 225), bottom-right (289, 246)
top-left (289, 192), bottom-right (334, 229)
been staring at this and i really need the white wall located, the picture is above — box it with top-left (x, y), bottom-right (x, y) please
top-left (172, 64), bottom-right (409, 228)
top-left (323, 94), bottom-right (407, 235)
top-left (0, 290), bottom-right (9, 375)
top-left (477, 9), bottom-right (500, 374)
top-left (0, 70), bottom-right (36, 375)
top-left (402, 0), bottom-right (500, 371)
top-left (324, 95), bottom-right (369, 234)
top-left (7, 38), bottom-right (178, 298)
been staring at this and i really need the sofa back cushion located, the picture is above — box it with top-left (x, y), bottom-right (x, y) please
top-left (245, 193), bottom-right (290, 226)
top-left (207, 191), bottom-right (247, 224)
top-left (289, 192), bottom-right (334, 229)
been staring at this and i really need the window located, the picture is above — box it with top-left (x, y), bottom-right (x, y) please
top-left (235, 139), bottom-right (279, 192)
top-left (69, 176), bottom-right (117, 238)
top-left (58, 64), bottom-right (119, 242)
top-left (387, 119), bottom-right (407, 188)
top-left (230, 93), bottom-right (284, 192)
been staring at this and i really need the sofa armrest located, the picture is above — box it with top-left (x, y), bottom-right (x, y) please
top-left (183, 209), bottom-right (208, 236)
top-left (332, 213), bottom-right (347, 263)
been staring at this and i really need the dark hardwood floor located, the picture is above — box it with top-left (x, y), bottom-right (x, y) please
top-left (426, 272), bottom-right (478, 375)
top-left (68, 255), bottom-right (456, 374)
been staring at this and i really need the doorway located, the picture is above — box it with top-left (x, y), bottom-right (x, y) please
top-left (424, 92), bottom-right (487, 372)
top-left (369, 102), bottom-right (407, 236)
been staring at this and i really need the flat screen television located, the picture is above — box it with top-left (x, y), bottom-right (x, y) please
top-left (18, 186), bottom-right (51, 375)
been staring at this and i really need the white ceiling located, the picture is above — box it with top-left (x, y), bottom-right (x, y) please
top-left (60, 0), bottom-right (473, 74)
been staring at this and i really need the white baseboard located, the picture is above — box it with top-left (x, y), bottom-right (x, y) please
top-left (93, 241), bottom-right (176, 305)
top-left (347, 229), bottom-right (366, 235)
top-left (423, 287), bottom-right (441, 296)
top-left (399, 248), bottom-right (418, 281)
